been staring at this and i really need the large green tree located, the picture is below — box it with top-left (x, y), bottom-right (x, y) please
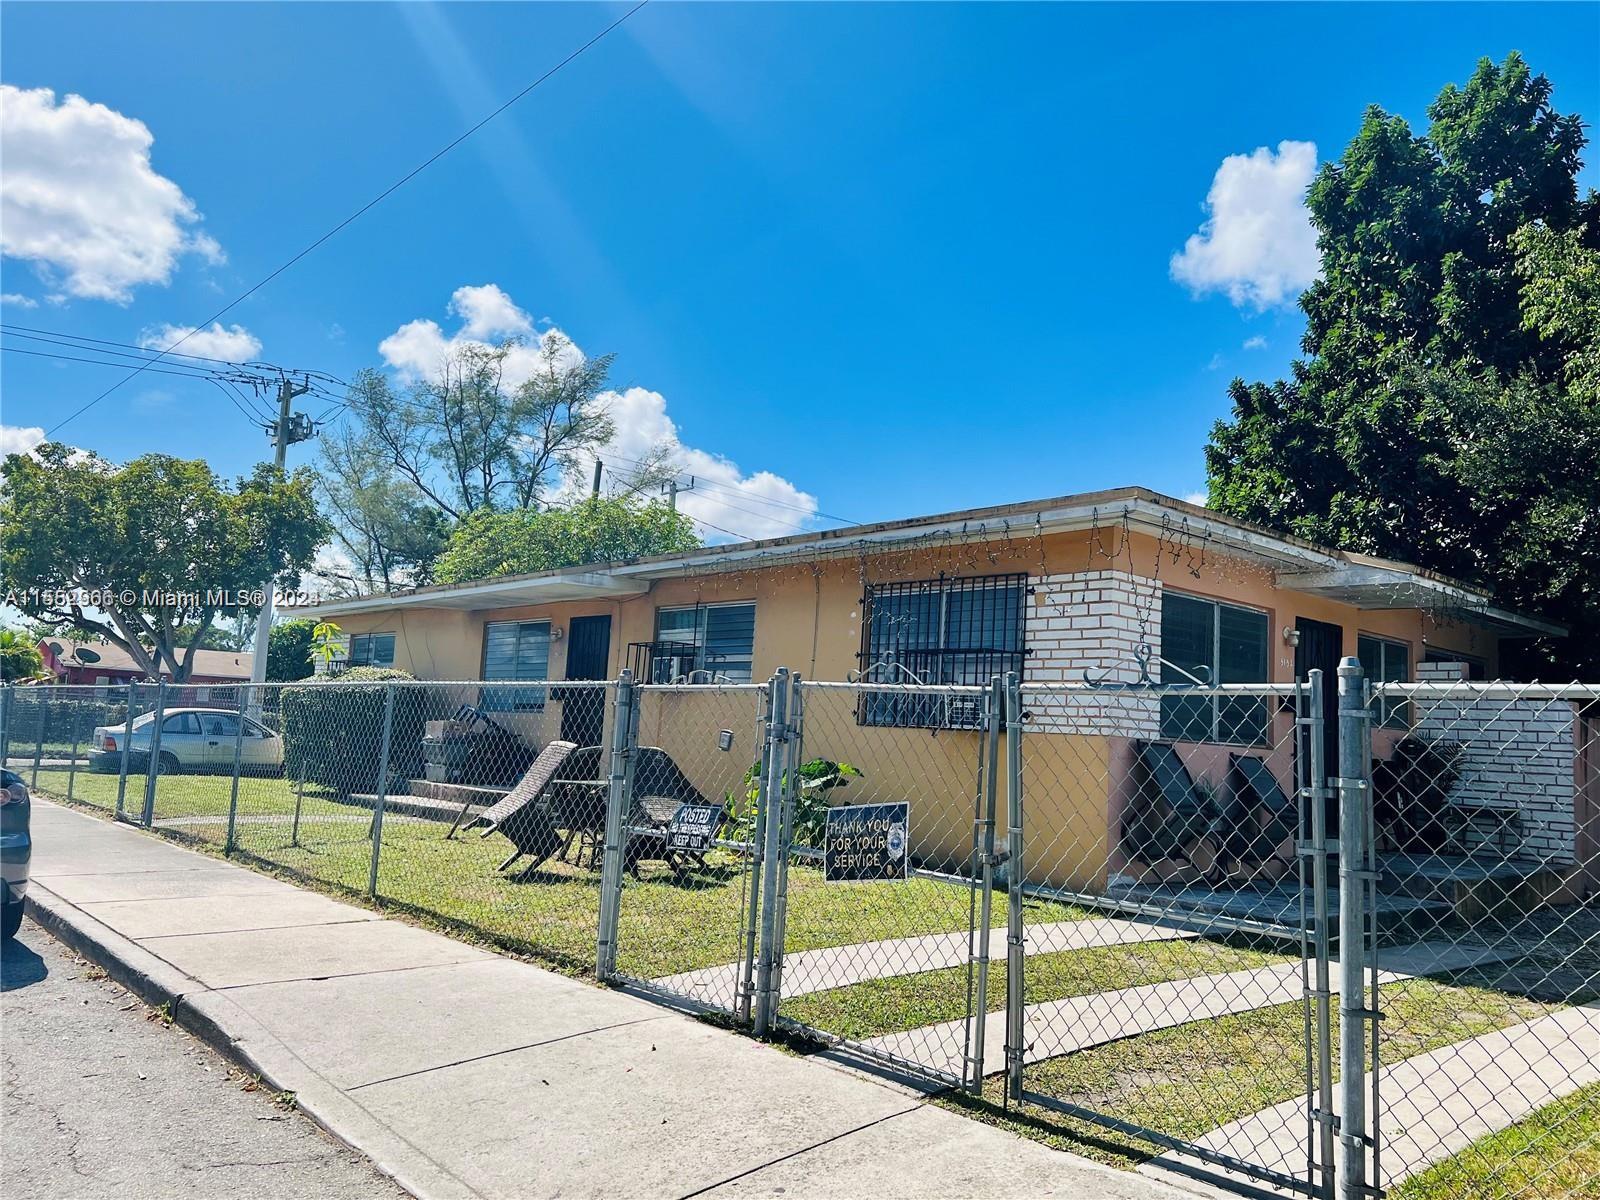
top-left (1, 446), bottom-right (329, 681)
top-left (433, 497), bottom-right (701, 585)
top-left (1206, 54), bottom-right (1600, 674)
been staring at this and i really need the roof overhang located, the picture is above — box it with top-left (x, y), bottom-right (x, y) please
top-left (306, 571), bottom-right (649, 618)
top-left (1277, 563), bottom-right (1565, 637)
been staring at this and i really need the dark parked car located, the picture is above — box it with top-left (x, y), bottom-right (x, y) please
top-left (2, 767), bottom-right (30, 941)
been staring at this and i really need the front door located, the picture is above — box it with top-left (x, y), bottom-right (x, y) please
top-left (1295, 617), bottom-right (1343, 835)
top-left (560, 615), bottom-right (612, 746)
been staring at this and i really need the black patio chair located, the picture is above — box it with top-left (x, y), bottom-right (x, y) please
top-left (1123, 741), bottom-right (1220, 882)
top-left (1225, 753), bottom-right (1298, 884)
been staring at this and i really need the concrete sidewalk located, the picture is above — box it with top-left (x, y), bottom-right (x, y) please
top-left (23, 800), bottom-right (1181, 1200)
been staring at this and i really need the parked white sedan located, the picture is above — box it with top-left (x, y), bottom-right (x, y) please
top-left (89, 708), bottom-right (284, 776)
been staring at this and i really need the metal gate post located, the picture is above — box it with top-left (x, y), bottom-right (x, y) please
top-left (1304, 671), bottom-right (1336, 1198)
top-left (31, 699), bottom-right (45, 788)
top-left (753, 668), bottom-right (791, 1038)
top-left (737, 678), bottom-right (777, 1023)
top-left (1336, 658), bottom-right (1373, 1200)
top-left (1002, 670), bottom-right (1025, 1104)
top-left (141, 680), bottom-right (167, 828)
top-left (597, 672), bottom-right (636, 981)
top-left (965, 675), bottom-right (1003, 1093)
top-left (0, 684), bottom-right (10, 770)
top-left (768, 673), bottom-right (802, 1007)
top-left (67, 702), bottom-right (80, 803)
top-left (115, 684), bottom-right (137, 820)
top-left (225, 686), bottom-right (248, 852)
top-left (366, 684), bottom-right (397, 899)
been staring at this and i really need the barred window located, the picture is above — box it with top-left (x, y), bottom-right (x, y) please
top-left (1360, 634), bottom-right (1411, 728)
top-left (1159, 592), bottom-right (1269, 745)
top-left (859, 573), bottom-right (1025, 729)
top-left (641, 603), bottom-right (756, 683)
top-left (481, 620), bottom-right (551, 711)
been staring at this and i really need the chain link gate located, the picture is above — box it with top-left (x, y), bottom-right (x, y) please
top-left (1002, 672), bottom-right (1341, 1198)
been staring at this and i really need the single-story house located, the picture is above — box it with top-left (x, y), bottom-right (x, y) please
top-left (38, 637), bottom-right (253, 705)
top-left (301, 487), bottom-right (1594, 896)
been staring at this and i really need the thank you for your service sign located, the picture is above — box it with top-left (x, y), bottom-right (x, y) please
top-left (824, 802), bottom-right (909, 882)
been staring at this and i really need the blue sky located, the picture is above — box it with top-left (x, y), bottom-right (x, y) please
top-left (3, 1), bottom-right (1597, 542)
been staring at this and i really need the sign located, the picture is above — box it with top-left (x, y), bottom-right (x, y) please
top-left (824, 802), bottom-right (910, 882)
top-left (666, 803), bottom-right (723, 853)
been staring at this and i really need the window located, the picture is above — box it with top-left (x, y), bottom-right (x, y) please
top-left (161, 712), bottom-right (202, 735)
top-left (203, 713), bottom-right (239, 737)
top-left (1360, 635), bottom-right (1411, 728)
top-left (1159, 592), bottom-right (1270, 745)
top-left (859, 573), bottom-right (1026, 729)
top-left (348, 633), bottom-right (396, 668)
top-left (481, 620), bottom-right (551, 711)
top-left (643, 603), bottom-right (756, 683)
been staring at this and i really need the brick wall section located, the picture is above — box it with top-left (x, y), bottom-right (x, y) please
top-left (1027, 570), bottom-right (1162, 737)
top-left (1414, 660), bottom-right (1578, 865)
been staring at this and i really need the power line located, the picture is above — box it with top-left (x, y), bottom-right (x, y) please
top-left (42, 0), bottom-right (648, 439)
top-left (2, 322), bottom-right (274, 370)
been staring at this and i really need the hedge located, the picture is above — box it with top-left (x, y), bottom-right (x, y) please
top-left (280, 668), bottom-right (446, 795)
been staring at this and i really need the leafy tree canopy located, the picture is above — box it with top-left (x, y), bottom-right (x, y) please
top-left (433, 497), bottom-right (701, 585)
top-left (266, 617), bottom-right (319, 682)
top-left (1, 445), bottom-right (330, 681)
top-left (1206, 53), bottom-right (1600, 675)
top-left (0, 629), bottom-right (45, 682)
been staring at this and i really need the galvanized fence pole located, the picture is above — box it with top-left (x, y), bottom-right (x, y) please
top-left (1303, 671), bottom-right (1336, 1199)
top-left (366, 684), bottom-right (397, 899)
top-left (1003, 670), bottom-right (1025, 1105)
top-left (225, 685), bottom-right (248, 852)
top-left (767, 673), bottom-right (803, 1008)
top-left (141, 680), bottom-right (167, 828)
top-left (114, 684), bottom-right (137, 819)
top-left (1335, 658), bottom-right (1372, 1200)
top-left (753, 667), bottom-right (791, 1038)
top-left (30, 698), bottom-right (45, 788)
top-left (965, 675), bottom-right (1003, 1093)
top-left (596, 671), bottom-right (636, 981)
top-left (736, 678), bottom-right (776, 1023)
top-left (66, 702), bottom-right (81, 802)
top-left (0, 684), bottom-right (10, 770)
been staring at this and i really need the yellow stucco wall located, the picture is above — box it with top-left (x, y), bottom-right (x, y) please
top-left (324, 529), bottom-right (1503, 887)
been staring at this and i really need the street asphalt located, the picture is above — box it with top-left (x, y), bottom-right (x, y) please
top-left (1, 917), bottom-right (406, 1200)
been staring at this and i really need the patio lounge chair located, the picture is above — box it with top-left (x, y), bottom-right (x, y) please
top-left (459, 740), bottom-right (579, 879)
top-left (1122, 741), bottom-right (1220, 884)
top-left (1224, 753), bottom-right (1298, 884)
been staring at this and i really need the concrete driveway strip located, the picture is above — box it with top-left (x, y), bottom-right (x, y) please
top-left (25, 799), bottom-right (1191, 1200)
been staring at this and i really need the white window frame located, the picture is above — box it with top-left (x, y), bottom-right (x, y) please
top-left (652, 602), bottom-right (756, 683)
top-left (1360, 634), bottom-right (1411, 729)
top-left (1159, 591), bottom-right (1271, 746)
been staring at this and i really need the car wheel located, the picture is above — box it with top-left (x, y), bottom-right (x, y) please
top-left (157, 753), bottom-right (182, 776)
top-left (1, 900), bottom-right (22, 942)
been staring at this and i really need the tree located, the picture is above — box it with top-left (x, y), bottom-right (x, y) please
top-left (1206, 54), bottom-right (1600, 674)
top-left (1, 446), bottom-right (330, 681)
top-left (343, 335), bottom-right (616, 521)
top-left (316, 423), bottom-right (451, 595)
top-left (0, 629), bottom-right (44, 682)
top-left (433, 498), bottom-right (701, 585)
top-left (266, 617), bottom-right (318, 681)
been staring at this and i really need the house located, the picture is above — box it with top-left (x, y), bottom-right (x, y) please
top-left (37, 637), bottom-right (253, 704)
top-left (301, 487), bottom-right (1590, 893)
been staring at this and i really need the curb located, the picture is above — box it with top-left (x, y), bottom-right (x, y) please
top-left (25, 884), bottom-right (478, 1200)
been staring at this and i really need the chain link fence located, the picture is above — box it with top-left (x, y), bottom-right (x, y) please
top-left (7, 660), bottom-right (1597, 1200)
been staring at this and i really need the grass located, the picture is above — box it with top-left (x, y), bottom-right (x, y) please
top-left (782, 939), bottom-right (1290, 1041)
top-left (935, 976), bottom-right (1560, 1172)
top-left (1395, 1081), bottom-right (1600, 1200)
top-left (29, 765), bottom-right (1084, 981)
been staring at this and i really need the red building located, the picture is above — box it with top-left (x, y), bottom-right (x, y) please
top-left (37, 638), bottom-right (253, 704)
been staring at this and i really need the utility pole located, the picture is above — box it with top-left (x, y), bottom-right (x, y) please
top-left (591, 457), bottom-right (604, 499)
top-left (249, 374), bottom-right (314, 691)
top-left (663, 475), bottom-right (695, 512)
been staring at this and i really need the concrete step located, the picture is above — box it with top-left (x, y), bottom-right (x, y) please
top-left (345, 791), bottom-right (490, 824)
top-left (404, 778), bottom-right (511, 807)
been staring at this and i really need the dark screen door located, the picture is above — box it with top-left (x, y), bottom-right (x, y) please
top-left (1295, 617), bottom-right (1343, 835)
top-left (560, 615), bottom-right (612, 745)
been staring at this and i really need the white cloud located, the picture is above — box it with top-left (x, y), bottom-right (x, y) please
top-left (1171, 140), bottom-right (1320, 309)
top-left (1242, 335), bottom-right (1268, 350)
top-left (0, 85), bottom-right (222, 303)
top-left (138, 321), bottom-right (261, 362)
top-left (1, 292), bottom-right (38, 308)
top-left (1182, 490), bottom-right (1209, 507)
top-left (379, 283), bottom-right (581, 387)
top-left (0, 424), bottom-right (46, 456)
top-left (376, 285), bottom-right (820, 543)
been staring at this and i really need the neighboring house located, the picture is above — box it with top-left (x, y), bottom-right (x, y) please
top-left (37, 637), bottom-right (253, 705)
top-left (301, 487), bottom-right (1589, 892)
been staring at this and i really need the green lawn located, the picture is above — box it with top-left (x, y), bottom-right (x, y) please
top-left (1395, 1081), bottom-right (1600, 1200)
top-left (781, 939), bottom-right (1289, 1041)
top-left (937, 976), bottom-right (1560, 1172)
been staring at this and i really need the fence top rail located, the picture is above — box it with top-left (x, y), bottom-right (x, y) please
top-left (1373, 681), bottom-right (1600, 702)
top-left (799, 680), bottom-right (991, 695)
top-left (1019, 681), bottom-right (1304, 698)
top-left (637, 682), bottom-right (767, 693)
